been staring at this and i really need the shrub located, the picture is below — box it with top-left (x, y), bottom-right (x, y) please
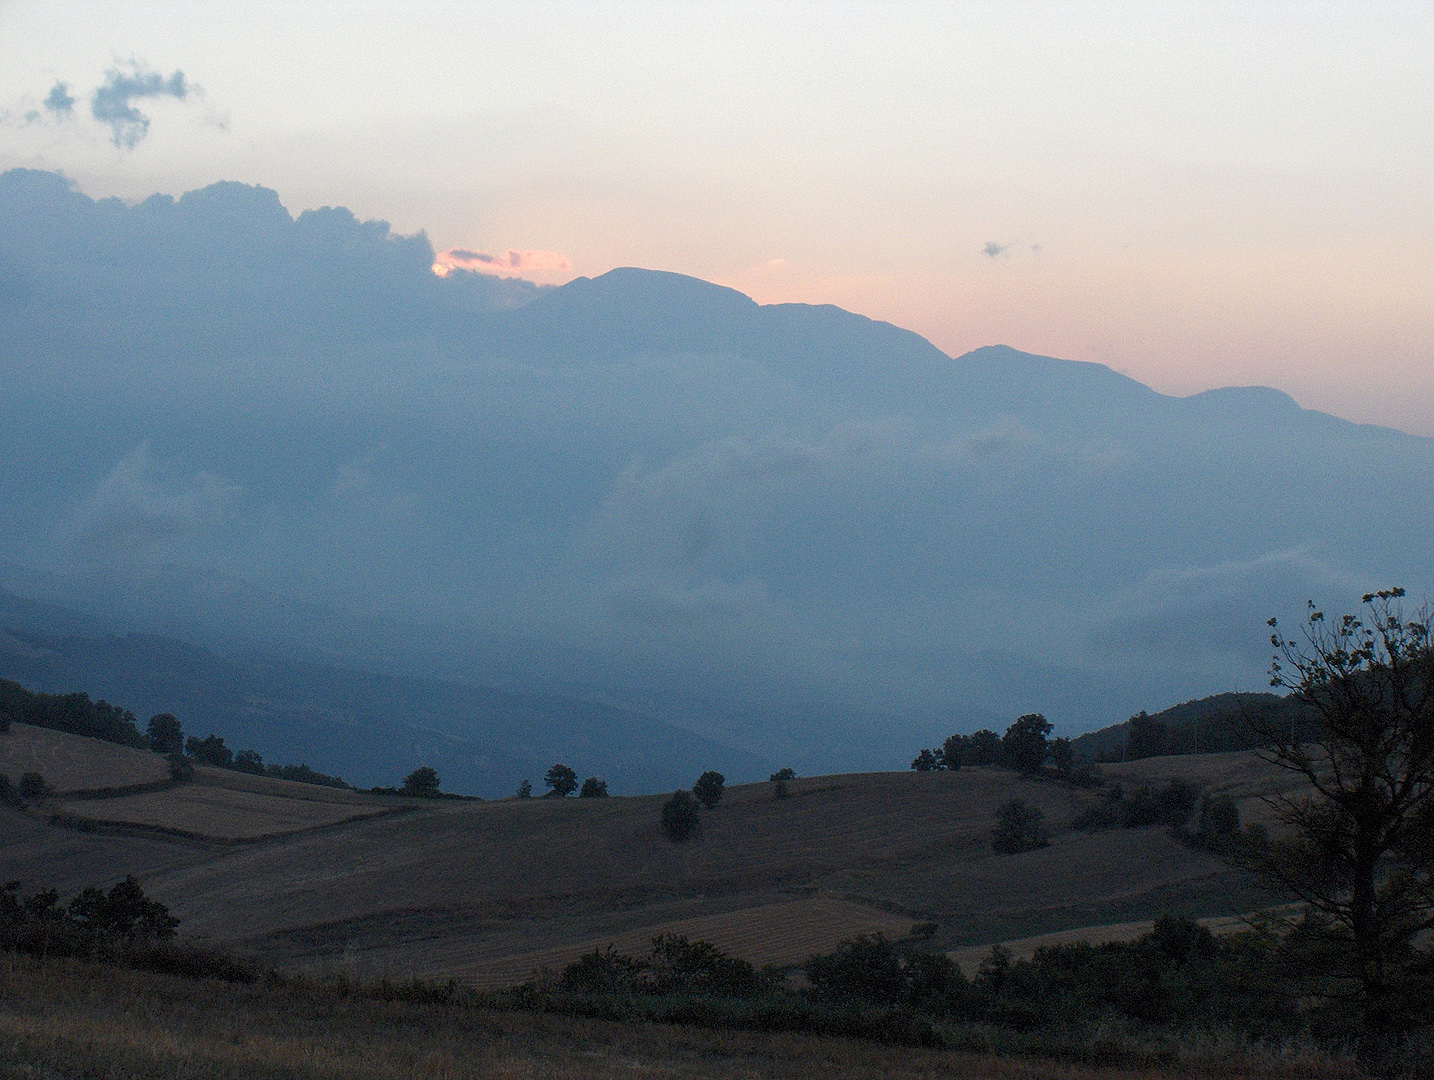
top-left (991, 799), bottom-right (1048, 853)
top-left (515, 778), bottom-right (532, 798)
top-left (544, 763), bottom-right (577, 797)
top-left (579, 776), bottom-right (609, 798)
top-left (661, 790), bottom-right (701, 842)
top-left (1196, 793), bottom-right (1241, 847)
top-left (692, 770), bottom-right (725, 808)
top-left (19, 772), bottom-right (50, 802)
top-left (805, 932), bottom-right (966, 1010)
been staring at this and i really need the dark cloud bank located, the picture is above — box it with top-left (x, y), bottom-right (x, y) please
top-left (1, 168), bottom-right (1431, 793)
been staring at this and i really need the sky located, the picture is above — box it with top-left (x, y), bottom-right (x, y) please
top-left (2, 1), bottom-right (1432, 435)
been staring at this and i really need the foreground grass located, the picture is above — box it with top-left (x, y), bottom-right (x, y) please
top-left (0, 954), bottom-right (1355, 1080)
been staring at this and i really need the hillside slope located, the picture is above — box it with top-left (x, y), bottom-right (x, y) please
top-left (1, 724), bottom-right (1285, 986)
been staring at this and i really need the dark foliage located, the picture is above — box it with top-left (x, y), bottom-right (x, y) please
top-left (579, 776), bottom-right (609, 798)
top-left (1073, 779), bottom-right (1203, 833)
top-left (660, 789), bottom-right (701, 842)
top-left (909, 748), bottom-right (941, 771)
top-left (1002, 714), bottom-right (1052, 774)
top-left (692, 770), bottom-right (725, 808)
top-left (1049, 736), bottom-right (1074, 777)
top-left (264, 762), bottom-right (349, 788)
top-left (1075, 692), bottom-right (1319, 764)
top-left (401, 765), bottom-right (442, 796)
top-left (0, 772), bottom-right (22, 808)
top-left (1, 877), bottom-right (257, 983)
top-left (543, 763), bottom-right (577, 797)
top-left (0, 678), bottom-right (145, 747)
top-left (990, 799), bottom-right (1048, 854)
top-left (1250, 589), bottom-right (1434, 1056)
top-left (515, 778), bottom-right (532, 798)
top-left (558, 935), bottom-right (771, 998)
top-left (770, 767), bottom-right (794, 799)
top-left (186, 733), bottom-right (234, 768)
top-left (146, 713), bottom-right (184, 755)
top-left (18, 771), bottom-right (50, 802)
top-left (805, 932), bottom-right (967, 1011)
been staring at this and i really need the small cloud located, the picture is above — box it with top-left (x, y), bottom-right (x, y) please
top-left (982, 242), bottom-right (1010, 259)
top-left (91, 63), bottom-right (194, 149)
top-left (70, 442), bottom-right (239, 558)
top-left (43, 81), bottom-right (75, 119)
top-left (432, 247), bottom-right (572, 282)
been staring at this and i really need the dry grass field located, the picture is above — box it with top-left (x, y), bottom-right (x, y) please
top-left (0, 953), bottom-right (1356, 1080)
top-left (1, 728), bottom-right (1295, 990)
top-left (0, 721), bottom-right (171, 793)
top-left (55, 769), bottom-right (410, 841)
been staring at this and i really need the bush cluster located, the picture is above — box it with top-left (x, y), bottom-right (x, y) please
top-left (1, 876), bottom-right (258, 983)
top-left (560, 934), bottom-right (774, 998)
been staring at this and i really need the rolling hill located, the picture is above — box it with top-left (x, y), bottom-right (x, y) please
top-left (2, 721), bottom-right (1289, 987)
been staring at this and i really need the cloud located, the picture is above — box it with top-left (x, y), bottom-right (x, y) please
top-left (983, 241), bottom-right (1009, 258)
top-left (69, 442), bottom-right (239, 557)
top-left (91, 64), bottom-right (193, 149)
top-left (43, 82), bottom-right (75, 119)
top-left (432, 247), bottom-right (572, 281)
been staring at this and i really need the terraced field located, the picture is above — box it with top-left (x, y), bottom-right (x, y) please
top-left (0, 722), bottom-right (170, 793)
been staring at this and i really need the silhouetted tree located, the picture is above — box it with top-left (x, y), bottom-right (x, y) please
top-left (1126, 711), bottom-right (1170, 760)
top-left (515, 778), bottom-right (533, 798)
top-left (146, 713), bottom-right (183, 756)
top-left (579, 776), bottom-right (609, 798)
top-left (1248, 589), bottom-right (1434, 1052)
top-left (770, 767), bottom-right (795, 800)
top-left (991, 798), bottom-right (1048, 853)
top-left (1001, 714), bottom-right (1052, 774)
top-left (185, 734), bottom-right (233, 768)
top-left (910, 748), bottom-right (940, 771)
top-left (544, 763), bottom-right (578, 797)
top-left (940, 734), bottom-right (966, 770)
top-left (692, 770), bottom-right (725, 808)
top-left (1049, 736), bottom-right (1074, 778)
top-left (67, 875), bottom-right (178, 940)
top-left (963, 729), bottom-right (1003, 766)
top-left (401, 765), bottom-right (441, 796)
top-left (232, 749), bottom-right (265, 775)
top-left (661, 790), bottom-right (701, 842)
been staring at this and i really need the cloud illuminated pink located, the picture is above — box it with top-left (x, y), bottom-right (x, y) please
top-left (432, 247), bottom-right (573, 281)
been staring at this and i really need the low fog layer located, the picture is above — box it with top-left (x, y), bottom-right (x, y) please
top-left (2, 169), bottom-right (1431, 784)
